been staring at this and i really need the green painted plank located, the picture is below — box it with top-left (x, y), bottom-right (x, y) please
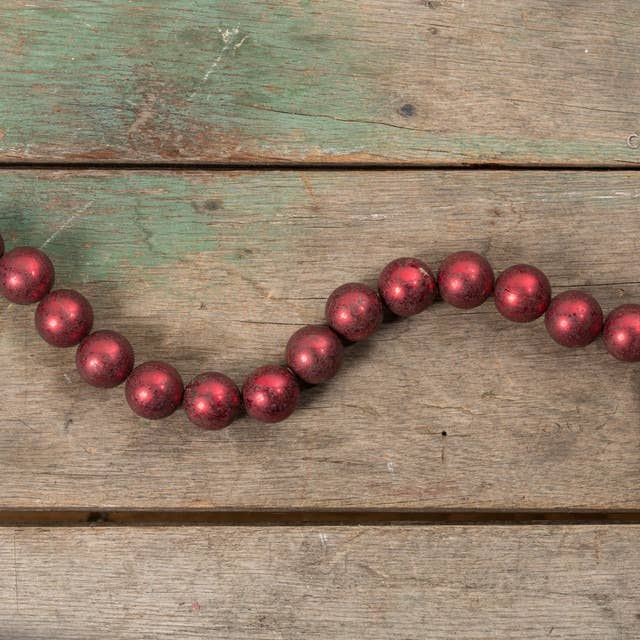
top-left (1, 1), bottom-right (639, 164)
top-left (0, 170), bottom-right (639, 510)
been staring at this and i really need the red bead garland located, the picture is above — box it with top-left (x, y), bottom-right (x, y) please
top-left (1, 230), bottom-right (638, 431)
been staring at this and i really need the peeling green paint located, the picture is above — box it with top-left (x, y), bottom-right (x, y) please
top-left (0, 172), bottom-right (312, 284)
top-left (0, 1), bottom-right (637, 164)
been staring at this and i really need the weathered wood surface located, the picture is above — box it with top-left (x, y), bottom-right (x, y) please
top-left (0, 170), bottom-right (639, 511)
top-left (0, 525), bottom-right (638, 638)
top-left (1, 1), bottom-right (639, 165)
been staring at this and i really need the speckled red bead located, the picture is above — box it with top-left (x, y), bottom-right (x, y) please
top-left (0, 246), bottom-right (55, 305)
top-left (378, 257), bottom-right (437, 317)
top-left (125, 361), bottom-right (184, 420)
top-left (544, 290), bottom-right (603, 348)
top-left (35, 289), bottom-right (94, 347)
top-left (602, 304), bottom-right (640, 362)
top-left (494, 264), bottom-right (551, 323)
top-left (76, 330), bottom-right (135, 388)
top-left (285, 324), bottom-right (344, 384)
top-left (183, 372), bottom-right (242, 430)
top-left (326, 282), bottom-right (383, 341)
top-left (438, 251), bottom-right (494, 309)
top-left (243, 365), bottom-right (299, 423)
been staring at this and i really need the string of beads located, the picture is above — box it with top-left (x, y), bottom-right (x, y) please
top-left (1, 233), bottom-right (639, 430)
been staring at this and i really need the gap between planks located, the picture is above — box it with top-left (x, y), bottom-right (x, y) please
top-left (1, 510), bottom-right (640, 527)
top-left (0, 162), bottom-right (639, 171)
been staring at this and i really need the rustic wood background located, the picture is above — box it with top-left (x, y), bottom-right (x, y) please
top-left (1, 1), bottom-right (639, 638)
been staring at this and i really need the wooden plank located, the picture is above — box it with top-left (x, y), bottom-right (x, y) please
top-left (1, 170), bottom-right (640, 511)
top-left (1, 1), bottom-right (639, 165)
top-left (1, 525), bottom-right (638, 638)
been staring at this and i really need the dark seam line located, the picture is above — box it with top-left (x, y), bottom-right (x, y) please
top-left (1, 510), bottom-right (639, 527)
top-left (0, 162), bottom-right (637, 171)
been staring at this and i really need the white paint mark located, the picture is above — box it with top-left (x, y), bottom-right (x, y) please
top-left (386, 461), bottom-right (396, 479)
top-left (188, 26), bottom-right (247, 101)
top-left (40, 202), bottom-right (92, 249)
top-left (584, 49), bottom-right (589, 53)
top-left (319, 533), bottom-right (328, 547)
top-left (63, 373), bottom-right (72, 384)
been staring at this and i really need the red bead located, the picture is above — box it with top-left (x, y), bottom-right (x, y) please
top-left (242, 365), bottom-right (299, 423)
top-left (438, 251), bottom-right (494, 309)
top-left (183, 372), bottom-right (242, 430)
top-left (494, 264), bottom-right (551, 322)
top-left (76, 330), bottom-right (134, 388)
top-left (125, 361), bottom-right (184, 420)
top-left (35, 289), bottom-right (94, 347)
top-left (602, 304), bottom-right (640, 361)
top-left (544, 290), bottom-right (603, 348)
top-left (0, 247), bottom-right (55, 305)
top-left (378, 257), bottom-right (437, 317)
top-left (325, 283), bottom-right (383, 341)
top-left (285, 325), bottom-right (344, 384)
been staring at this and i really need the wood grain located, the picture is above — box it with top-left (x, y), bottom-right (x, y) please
top-left (0, 170), bottom-right (639, 511)
top-left (0, 525), bottom-right (638, 638)
top-left (1, 1), bottom-right (639, 165)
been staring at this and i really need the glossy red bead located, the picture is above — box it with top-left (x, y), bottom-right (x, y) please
top-left (0, 247), bottom-right (55, 304)
top-left (494, 264), bottom-right (551, 322)
top-left (125, 361), bottom-right (184, 420)
top-left (438, 251), bottom-right (494, 309)
top-left (76, 330), bottom-right (135, 388)
top-left (326, 282), bottom-right (383, 341)
top-left (35, 289), bottom-right (94, 347)
top-left (544, 290), bottom-right (603, 348)
top-left (378, 257), bottom-right (437, 317)
top-left (602, 304), bottom-right (640, 361)
top-left (243, 365), bottom-right (299, 423)
top-left (285, 324), bottom-right (344, 384)
top-left (183, 372), bottom-right (242, 430)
